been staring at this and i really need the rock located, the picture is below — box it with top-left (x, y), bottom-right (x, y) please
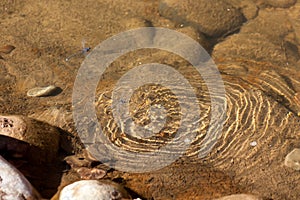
top-left (213, 33), bottom-right (287, 66)
top-left (58, 180), bottom-right (131, 200)
top-left (0, 115), bottom-right (60, 163)
top-left (212, 10), bottom-right (298, 67)
top-left (120, 17), bottom-right (155, 46)
top-left (29, 106), bottom-right (75, 134)
top-left (158, 0), bottom-right (246, 37)
top-left (0, 134), bottom-right (39, 163)
top-left (227, 0), bottom-right (258, 20)
top-left (151, 17), bottom-right (211, 51)
top-left (64, 150), bottom-right (107, 180)
top-left (27, 85), bottom-right (61, 97)
top-left (285, 148), bottom-right (300, 170)
top-left (240, 10), bottom-right (293, 44)
top-left (0, 155), bottom-right (41, 200)
top-left (264, 0), bottom-right (297, 8)
top-left (214, 194), bottom-right (263, 200)
top-left (28, 106), bottom-right (83, 153)
top-left (176, 26), bottom-right (211, 52)
top-left (288, 1), bottom-right (300, 50)
top-left (0, 45), bottom-right (15, 54)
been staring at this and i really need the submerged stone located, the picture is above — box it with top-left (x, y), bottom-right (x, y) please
top-left (285, 148), bottom-right (300, 170)
top-left (159, 0), bottom-right (246, 37)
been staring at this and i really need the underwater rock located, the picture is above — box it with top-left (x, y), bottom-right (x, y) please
top-left (159, 0), bottom-right (246, 37)
top-left (285, 148), bottom-right (300, 170)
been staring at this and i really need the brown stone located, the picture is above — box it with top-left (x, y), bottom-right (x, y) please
top-left (0, 115), bottom-right (60, 163)
top-left (159, 0), bottom-right (246, 37)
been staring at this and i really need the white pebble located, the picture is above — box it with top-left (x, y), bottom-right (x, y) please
top-left (59, 180), bottom-right (130, 200)
top-left (27, 85), bottom-right (59, 97)
top-left (0, 155), bottom-right (41, 200)
top-left (250, 141), bottom-right (257, 147)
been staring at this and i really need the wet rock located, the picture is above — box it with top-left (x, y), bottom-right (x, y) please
top-left (288, 2), bottom-right (300, 49)
top-left (122, 17), bottom-right (155, 47)
top-left (64, 150), bottom-right (98, 169)
top-left (0, 155), bottom-right (41, 200)
top-left (264, 0), bottom-right (297, 8)
top-left (0, 115), bottom-right (60, 163)
top-left (176, 26), bottom-right (211, 52)
top-left (0, 134), bottom-right (39, 165)
top-left (285, 148), bottom-right (300, 170)
top-left (27, 85), bottom-right (61, 97)
top-left (64, 150), bottom-right (107, 180)
top-left (158, 0), bottom-right (246, 37)
top-left (28, 106), bottom-right (84, 154)
top-left (213, 33), bottom-right (287, 66)
top-left (212, 10), bottom-right (298, 67)
top-left (0, 45), bottom-right (15, 54)
top-left (29, 106), bottom-right (75, 135)
top-left (227, 0), bottom-right (259, 20)
top-left (214, 194), bottom-right (263, 200)
top-left (58, 180), bottom-right (131, 200)
top-left (240, 10), bottom-right (293, 43)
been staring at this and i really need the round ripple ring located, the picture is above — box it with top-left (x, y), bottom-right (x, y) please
top-left (72, 27), bottom-right (227, 172)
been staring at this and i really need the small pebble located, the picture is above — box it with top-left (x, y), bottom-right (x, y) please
top-left (27, 85), bottom-right (59, 97)
top-left (0, 155), bottom-right (41, 200)
top-left (59, 180), bottom-right (131, 200)
top-left (0, 45), bottom-right (15, 54)
top-left (285, 148), bottom-right (300, 170)
top-left (250, 141), bottom-right (257, 147)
